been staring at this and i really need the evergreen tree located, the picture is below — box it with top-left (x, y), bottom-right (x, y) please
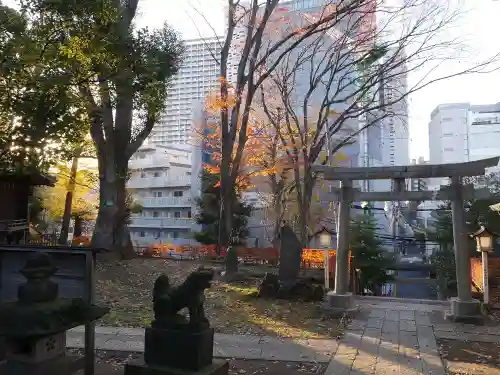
top-left (428, 202), bottom-right (456, 298)
top-left (350, 215), bottom-right (393, 295)
top-left (194, 169), bottom-right (252, 246)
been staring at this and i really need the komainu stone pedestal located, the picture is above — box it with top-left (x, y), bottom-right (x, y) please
top-left (322, 292), bottom-right (357, 317)
top-left (126, 267), bottom-right (227, 375)
top-left (446, 297), bottom-right (485, 324)
top-left (125, 328), bottom-right (228, 375)
top-left (145, 327), bottom-right (214, 370)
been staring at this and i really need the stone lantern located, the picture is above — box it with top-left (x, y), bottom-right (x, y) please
top-left (470, 226), bottom-right (496, 305)
top-left (0, 252), bottom-right (108, 375)
top-left (318, 227), bottom-right (333, 290)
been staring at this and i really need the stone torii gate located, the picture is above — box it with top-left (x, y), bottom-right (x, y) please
top-left (313, 156), bottom-right (500, 322)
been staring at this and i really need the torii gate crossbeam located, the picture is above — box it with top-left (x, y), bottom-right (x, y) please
top-left (314, 156), bottom-right (500, 323)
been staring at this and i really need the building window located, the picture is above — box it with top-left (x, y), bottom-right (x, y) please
top-left (443, 148), bottom-right (454, 152)
top-left (173, 191), bottom-right (183, 197)
top-left (153, 211), bottom-right (159, 218)
top-left (174, 211), bottom-right (181, 218)
top-left (443, 133), bottom-right (453, 137)
top-left (153, 191), bottom-right (163, 198)
top-left (154, 231), bottom-right (161, 238)
top-left (140, 172), bottom-right (146, 178)
top-left (186, 172), bottom-right (191, 175)
top-left (140, 231), bottom-right (146, 237)
top-left (153, 171), bottom-right (161, 177)
top-left (187, 210), bottom-right (192, 219)
top-left (173, 231), bottom-right (179, 239)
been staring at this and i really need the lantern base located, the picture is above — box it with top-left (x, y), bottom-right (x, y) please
top-left (322, 292), bottom-right (357, 317)
top-left (446, 298), bottom-right (484, 325)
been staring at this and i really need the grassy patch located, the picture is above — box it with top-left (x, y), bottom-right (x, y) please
top-left (95, 258), bottom-right (341, 339)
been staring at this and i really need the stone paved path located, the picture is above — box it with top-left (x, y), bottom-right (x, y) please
top-left (323, 298), bottom-right (449, 375)
top-left (66, 326), bottom-right (339, 363)
top-left (67, 297), bottom-right (500, 373)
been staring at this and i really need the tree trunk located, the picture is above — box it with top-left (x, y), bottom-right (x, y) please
top-left (59, 154), bottom-right (79, 245)
top-left (272, 195), bottom-right (284, 248)
top-left (74, 216), bottom-right (83, 237)
top-left (298, 177), bottom-right (314, 248)
top-left (91, 159), bottom-right (135, 259)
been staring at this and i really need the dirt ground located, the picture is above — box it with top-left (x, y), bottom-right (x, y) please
top-left (437, 338), bottom-right (500, 375)
top-left (72, 350), bottom-right (327, 375)
top-left (95, 258), bottom-right (340, 339)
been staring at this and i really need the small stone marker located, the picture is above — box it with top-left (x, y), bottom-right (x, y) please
top-left (278, 225), bottom-right (302, 288)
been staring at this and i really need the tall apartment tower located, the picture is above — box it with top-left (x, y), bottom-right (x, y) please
top-left (148, 37), bottom-right (221, 146)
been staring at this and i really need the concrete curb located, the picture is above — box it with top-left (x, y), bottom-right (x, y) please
top-left (65, 327), bottom-right (338, 363)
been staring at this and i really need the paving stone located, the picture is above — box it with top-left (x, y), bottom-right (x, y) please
top-left (370, 309), bottom-right (387, 318)
top-left (399, 335), bottom-right (419, 358)
top-left (260, 345), bottom-right (314, 362)
top-left (379, 334), bottom-right (399, 352)
top-left (307, 338), bottom-right (339, 354)
top-left (416, 327), bottom-right (438, 354)
top-left (385, 311), bottom-right (400, 322)
top-left (367, 318), bottom-right (384, 329)
top-left (382, 320), bottom-right (399, 334)
top-left (376, 344), bottom-right (400, 365)
top-left (325, 354), bottom-right (355, 375)
top-left (216, 346), bottom-right (262, 359)
top-left (349, 319), bottom-right (368, 331)
top-left (400, 320), bottom-right (417, 333)
top-left (98, 339), bottom-right (144, 352)
top-left (375, 361), bottom-right (399, 375)
top-left (399, 310), bottom-right (416, 321)
top-left (352, 354), bottom-right (377, 374)
top-left (420, 353), bottom-right (446, 375)
top-left (415, 313), bottom-right (432, 327)
top-left (359, 333), bottom-right (380, 355)
top-left (398, 356), bottom-right (423, 375)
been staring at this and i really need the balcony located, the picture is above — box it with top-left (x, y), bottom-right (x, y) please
top-left (129, 157), bottom-right (170, 170)
top-left (127, 176), bottom-right (191, 189)
top-left (129, 217), bottom-right (193, 228)
top-left (139, 197), bottom-right (192, 208)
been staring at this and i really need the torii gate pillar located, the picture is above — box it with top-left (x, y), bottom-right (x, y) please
top-left (448, 176), bottom-right (482, 323)
top-left (323, 180), bottom-right (355, 316)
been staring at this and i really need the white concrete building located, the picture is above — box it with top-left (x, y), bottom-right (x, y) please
top-left (428, 102), bottom-right (500, 188)
top-left (148, 37), bottom-right (221, 146)
top-left (127, 145), bottom-right (199, 246)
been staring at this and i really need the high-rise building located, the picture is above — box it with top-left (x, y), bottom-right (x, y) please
top-left (147, 37), bottom-right (221, 146)
top-left (429, 102), bottom-right (500, 165)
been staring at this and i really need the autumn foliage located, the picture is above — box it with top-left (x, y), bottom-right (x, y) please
top-left (194, 80), bottom-right (294, 193)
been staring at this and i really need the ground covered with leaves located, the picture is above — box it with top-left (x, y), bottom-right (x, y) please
top-left (95, 258), bottom-right (340, 338)
top-left (72, 350), bottom-right (328, 375)
top-left (437, 338), bottom-right (500, 375)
